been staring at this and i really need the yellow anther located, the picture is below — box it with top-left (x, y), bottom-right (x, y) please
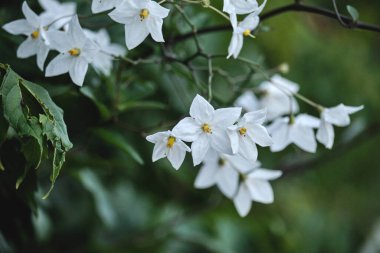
top-left (243, 29), bottom-right (251, 36)
top-left (167, 136), bottom-right (176, 148)
top-left (239, 127), bottom-right (247, 136)
top-left (68, 48), bottom-right (81, 57)
top-left (201, 124), bottom-right (212, 133)
top-left (218, 158), bottom-right (226, 167)
top-left (140, 9), bottom-right (149, 20)
top-left (31, 30), bottom-right (40, 39)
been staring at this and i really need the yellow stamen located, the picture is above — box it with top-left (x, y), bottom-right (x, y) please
top-left (68, 48), bottom-right (81, 57)
top-left (167, 136), bottom-right (176, 148)
top-left (218, 158), bottom-right (226, 167)
top-left (201, 124), bottom-right (212, 134)
top-left (140, 9), bottom-right (149, 20)
top-left (31, 30), bottom-right (40, 39)
top-left (239, 127), bottom-right (247, 136)
top-left (243, 29), bottom-right (251, 37)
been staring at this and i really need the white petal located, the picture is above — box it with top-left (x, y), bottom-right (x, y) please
top-left (146, 17), bottom-right (164, 42)
top-left (246, 179), bottom-right (274, 204)
top-left (190, 94), bottom-right (215, 123)
top-left (92, 0), bottom-right (118, 13)
top-left (227, 128), bottom-right (239, 154)
top-left (316, 120), bottom-right (335, 149)
top-left (124, 21), bottom-right (150, 50)
top-left (269, 122), bottom-right (291, 152)
top-left (175, 139), bottom-right (191, 152)
top-left (248, 169), bottom-right (282, 180)
top-left (344, 105), bottom-right (364, 114)
top-left (69, 57), bottom-right (89, 86)
top-left (152, 142), bottom-right (167, 162)
top-left (36, 42), bottom-right (50, 71)
top-left (68, 16), bottom-right (87, 48)
top-left (172, 117), bottom-right (201, 142)
top-left (213, 107), bottom-right (241, 128)
top-left (217, 166), bottom-right (239, 198)
top-left (17, 38), bottom-right (38, 58)
top-left (296, 113), bottom-right (320, 128)
top-left (233, 183), bottom-right (252, 217)
top-left (322, 104), bottom-right (351, 127)
top-left (22, 2), bottom-right (40, 27)
top-left (290, 125), bottom-right (317, 153)
top-left (248, 124), bottom-right (273, 147)
top-left (211, 128), bottom-right (233, 155)
top-left (238, 136), bottom-right (258, 162)
top-left (108, 2), bottom-right (137, 24)
top-left (146, 131), bottom-right (168, 143)
top-left (270, 74), bottom-right (299, 94)
top-left (191, 134), bottom-right (211, 166)
top-left (239, 14), bottom-right (260, 31)
top-left (243, 108), bottom-right (267, 124)
top-left (45, 54), bottom-right (73, 77)
top-left (227, 154), bottom-right (259, 174)
top-left (2, 19), bottom-right (34, 36)
top-left (148, 1), bottom-right (170, 18)
top-left (234, 90), bottom-right (261, 112)
top-left (167, 146), bottom-right (186, 170)
top-left (194, 163), bottom-right (218, 189)
top-left (47, 30), bottom-right (72, 52)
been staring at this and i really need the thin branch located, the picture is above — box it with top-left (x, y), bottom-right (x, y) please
top-left (173, 2), bottom-right (380, 43)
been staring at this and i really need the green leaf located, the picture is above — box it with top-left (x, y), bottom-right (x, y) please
top-left (0, 64), bottom-right (73, 197)
top-left (92, 128), bottom-right (144, 165)
top-left (346, 5), bottom-right (359, 22)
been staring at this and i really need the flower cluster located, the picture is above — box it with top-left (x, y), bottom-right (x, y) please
top-left (146, 74), bottom-right (363, 216)
top-left (3, 1), bottom-right (125, 86)
top-left (3, 0), bottom-right (269, 86)
top-left (147, 94), bottom-right (282, 217)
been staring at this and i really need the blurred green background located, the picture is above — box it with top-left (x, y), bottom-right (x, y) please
top-left (1, 0), bottom-right (380, 252)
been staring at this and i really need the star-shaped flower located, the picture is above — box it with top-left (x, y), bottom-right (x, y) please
top-left (268, 114), bottom-right (320, 153)
top-left (2, 2), bottom-right (51, 70)
top-left (317, 104), bottom-right (363, 149)
top-left (228, 109), bottom-right (272, 161)
top-left (108, 0), bottom-right (170, 50)
top-left (172, 95), bottom-right (241, 166)
top-left (45, 16), bottom-right (99, 86)
top-left (234, 165), bottom-right (282, 217)
top-left (146, 130), bottom-right (191, 170)
top-left (85, 29), bottom-right (126, 76)
top-left (258, 74), bottom-right (300, 120)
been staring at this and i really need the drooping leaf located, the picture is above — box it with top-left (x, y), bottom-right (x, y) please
top-left (0, 64), bottom-right (73, 197)
top-left (92, 128), bottom-right (144, 165)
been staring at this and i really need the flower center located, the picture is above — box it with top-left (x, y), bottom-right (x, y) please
top-left (239, 127), bottom-right (247, 136)
top-left (31, 29), bottom-right (40, 39)
top-left (140, 9), bottom-right (149, 20)
top-left (166, 136), bottom-right (176, 148)
top-left (201, 123), bottom-right (212, 134)
top-left (68, 48), bottom-right (81, 57)
top-left (243, 29), bottom-right (251, 36)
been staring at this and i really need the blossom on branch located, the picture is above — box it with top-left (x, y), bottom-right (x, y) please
top-left (317, 104), bottom-right (364, 149)
top-left (108, 0), bottom-right (170, 50)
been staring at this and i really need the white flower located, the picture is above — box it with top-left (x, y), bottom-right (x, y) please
top-left (39, 0), bottom-right (76, 29)
top-left (84, 29), bottom-right (126, 76)
top-left (228, 109), bottom-right (272, 161)
top-left (146, 130), bottom-right (191, 170)
top-left (108, 0), bottom-right (170, 50)
top-left (258, 74), bottom-right (300, 120)
top-left (92, 0), bottom-right (122, 14)
top-left (268, 114), bottom-right (320, 153)
top-left (223, 0), bottom-right (264, 15)
top-left (194, 149), bottom-right (254, 198)
top-left (234, 90), bottom-right (260, 112)
top-left (317, 104), bottom-right (364, 149)
top-left (2, 2), bottom-right (51, 70)
top-left (234, 166), bottom-right (282, 217)
top-left (227, 11), bottom-right (260, 59)
top-left (172, 95), bottom-right (241, 166)
top-left (45, 16), bottom-right (98, 86)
